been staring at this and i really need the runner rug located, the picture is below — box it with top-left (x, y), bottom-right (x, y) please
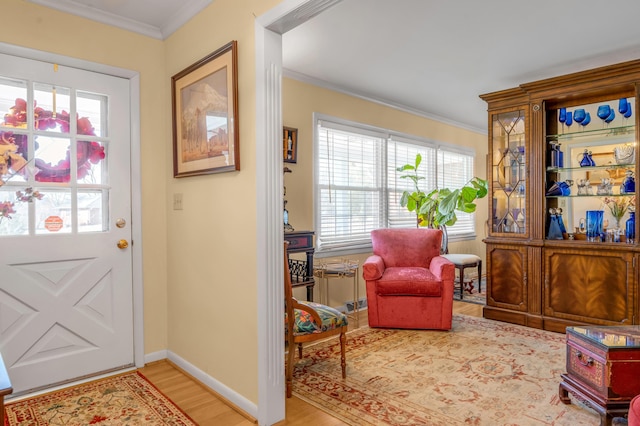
top-left (4, 371), bottom-right (196, 426)
top-left (292, 314), bottom-right (600, 426)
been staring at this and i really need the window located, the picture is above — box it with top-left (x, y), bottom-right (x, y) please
top-left (314, 114), bottom-right (476, 256)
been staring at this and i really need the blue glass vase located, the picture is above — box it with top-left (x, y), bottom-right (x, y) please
top-left (586, 210), bottom-right (604, 242)
top-left (626, 212), bottom-right (635, 244)
top-left (621, 171), bottom-right (635, 194)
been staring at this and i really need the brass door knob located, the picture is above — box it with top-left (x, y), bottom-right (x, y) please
top-left (117, 239), bottom-right (129, 249)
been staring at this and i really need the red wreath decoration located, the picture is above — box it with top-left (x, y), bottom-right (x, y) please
top-left (0, 98), bottom-right (105, 182)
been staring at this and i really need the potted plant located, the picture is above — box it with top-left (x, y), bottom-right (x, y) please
top-left (397, 153), bottom-right (488, 230)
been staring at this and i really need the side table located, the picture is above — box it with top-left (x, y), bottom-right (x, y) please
top-left (313, 260), bottom-right (360, 328)
top-left (284, 231), bottom-right (315, 301)
top-left (559, 325), bottom-right (640, 426)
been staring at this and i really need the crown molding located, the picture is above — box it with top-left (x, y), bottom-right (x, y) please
top-left (26, 0), bottom-right (212, 40)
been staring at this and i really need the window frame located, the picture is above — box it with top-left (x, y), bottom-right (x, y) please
top-left (313, 113), bottom-right (477, 257)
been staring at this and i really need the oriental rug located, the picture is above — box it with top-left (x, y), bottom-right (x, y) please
top-left (4, 371), bottom-right (196, 426)
top-left (453, 277), bottom-right (486, 305)
top-left (292, 314), bottom-right (600, 426)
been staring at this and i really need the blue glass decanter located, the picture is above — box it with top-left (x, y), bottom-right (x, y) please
top-left (626, 211), bottom-right (635, 244)
top-left (621, 170), bottom-right (635, 194)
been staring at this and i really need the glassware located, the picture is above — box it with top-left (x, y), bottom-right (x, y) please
top-left (619, 98), bottom-right (629, 115)
top-left (597, 104), bottom-right (611, 127)
top-left (547, 208), bottom-right (563, 240)
top-left (586, 210), bottom-right (604, 242)
top-left (565, 111), bottom-right (573, 130)
top-left (605, 109), bottom-right (616, 125)
top-left (578, 149), bottom-right (594, 167)
top-left (621, 170), bottom-right (636, 194)
top-left (626, 211), bottom-right (636, 244)
top-left (579, 217), bottom-right (586, 233)
top-left (558, 108), bottom-right (567, 132)
top-left (573, 109), bottom-right (586, 127)
top-left (582, 112), bottom-right (591, 127)
top-left (614, 144), bottom-right (635, 165)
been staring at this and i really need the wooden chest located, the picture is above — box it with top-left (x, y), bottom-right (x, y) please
top-left (559, 325), bottom-right (640, 425)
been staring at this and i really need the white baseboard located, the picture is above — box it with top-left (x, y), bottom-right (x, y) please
top-left (164, 350), bottom-right (258, 420)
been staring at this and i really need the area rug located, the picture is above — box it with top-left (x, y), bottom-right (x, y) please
top-left (292, 314), bottom-right (600, 425)
top-left (453, 277), bottom-right (486, 305)
top-left (4, 371), bottom-right (196, 426)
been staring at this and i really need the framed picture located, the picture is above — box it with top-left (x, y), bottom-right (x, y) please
top-left (283, 127), bottom-right (298, 163)
top-left (172, 41), bottom-right (239, 177)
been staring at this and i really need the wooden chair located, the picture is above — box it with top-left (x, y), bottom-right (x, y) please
top-left (284, 242), bottom-right (348, 398)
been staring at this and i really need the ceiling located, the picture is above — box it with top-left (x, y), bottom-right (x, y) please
top-left (27, 0), bottom-right (640, 133)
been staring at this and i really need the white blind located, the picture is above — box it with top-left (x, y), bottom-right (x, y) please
top-left (316, 122), bottom-right (385, 252)
top-left (315, 116), bottom-right (476, 255)
top-left (437, 149), bottom-right (475, 236)
top-left (387, 138), bottom-right (437, 228)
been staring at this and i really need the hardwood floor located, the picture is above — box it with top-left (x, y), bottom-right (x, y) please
top-left (140, 300), bottom-right (483, 425)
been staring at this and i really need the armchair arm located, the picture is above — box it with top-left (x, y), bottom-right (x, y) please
top-left (429, 255), bottom-right (455, 281)
top-left (291, 297), bottom-right (323, 326)
top-left (363, 255), bottom-right (386, 280)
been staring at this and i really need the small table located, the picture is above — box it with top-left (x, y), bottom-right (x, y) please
top-left (313, 260), bottom-right (360, 328)
top-left (559, 325), bottom-right (640, 426)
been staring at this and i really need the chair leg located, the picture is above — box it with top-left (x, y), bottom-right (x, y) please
top-left (297, 343), bottom-right (303, 359)
top-left (456, 265), bottom-right (464, 299)
top-left (287, 341), bottom-right (295, 398)
top-left (478, 261), bottom-right (482, 293)
top-left (339, 330), bottom-right (346, 379)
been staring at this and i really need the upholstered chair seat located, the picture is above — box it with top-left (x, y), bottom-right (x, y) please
top-left (288, 301), bottom-right (348, 335)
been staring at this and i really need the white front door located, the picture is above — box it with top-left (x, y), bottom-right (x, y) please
top-left (0, 53), bottom-right (133, 395)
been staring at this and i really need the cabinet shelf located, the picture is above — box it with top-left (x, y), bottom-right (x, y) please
top-left (546, 193), bottom-right (635, 199)
top-left (547, 163), bottom-right (635, 173)
top-left (547, 125), bottom-right (635, 141)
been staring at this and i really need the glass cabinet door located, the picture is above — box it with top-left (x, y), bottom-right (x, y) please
top-left (490, 109), bottom-right (527, 236)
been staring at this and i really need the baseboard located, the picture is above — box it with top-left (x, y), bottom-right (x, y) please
top-left (165, 350), bottom-right (258, 422)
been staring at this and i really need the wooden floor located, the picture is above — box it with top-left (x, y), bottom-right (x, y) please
top-left (140, 300), bottom-right (483, 425)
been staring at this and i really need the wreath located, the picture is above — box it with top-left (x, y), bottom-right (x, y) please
top-left (0, 97), bottom-right (105, 183)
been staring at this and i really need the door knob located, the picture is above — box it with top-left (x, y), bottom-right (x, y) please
top-left (117, 239), bottom-right (129, 249)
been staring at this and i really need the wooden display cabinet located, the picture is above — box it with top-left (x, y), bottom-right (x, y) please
top-left (481, 60), bottom-right (640, 332)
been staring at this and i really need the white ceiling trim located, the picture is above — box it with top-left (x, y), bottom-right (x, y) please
top-left (283, 68), bottom-right (486, 135)
top-left (26, 0), bottom-right (212, 40)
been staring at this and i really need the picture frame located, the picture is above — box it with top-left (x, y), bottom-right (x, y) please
top-left (283, 127), bottom-right (298, 163)
top-left (172, 41), bottom-right (239, 177)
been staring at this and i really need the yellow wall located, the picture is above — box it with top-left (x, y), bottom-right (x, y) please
top-left (164, 0), bottom-right (281, 403)
top-left (283, 77), bottom-right (488, 306)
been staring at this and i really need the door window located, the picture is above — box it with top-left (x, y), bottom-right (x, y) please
top-left (0, 77), bottom-right (108, 236)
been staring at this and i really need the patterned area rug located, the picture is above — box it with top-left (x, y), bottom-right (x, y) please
top-left (4, 372), bottom-right (196, 426)
top-left (453, 277), bottom-right (486, 305)
top-left (292, 315), bottom-right (600, 425)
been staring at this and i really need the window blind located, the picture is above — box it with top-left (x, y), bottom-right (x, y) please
top-left (315, 116), bottom-right (477, 255)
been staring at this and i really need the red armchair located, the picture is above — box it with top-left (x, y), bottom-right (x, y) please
top-left (363, 228), bottom-right (455, 330)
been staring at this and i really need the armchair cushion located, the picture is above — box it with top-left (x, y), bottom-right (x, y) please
top-left (290, 301), bottom-right (348, 336)
top-left (375, 267), bottom-right (442, 296)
